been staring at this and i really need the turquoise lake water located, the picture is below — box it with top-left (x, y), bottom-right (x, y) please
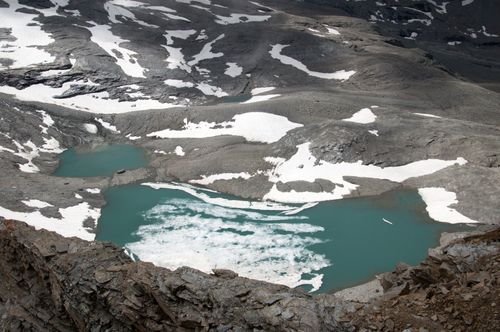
top-left (54, 144), bottom-right (147, 177)
top-left (56, 145), bottom-right (467, 293)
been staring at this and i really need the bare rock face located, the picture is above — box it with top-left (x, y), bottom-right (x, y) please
top-left (303, 0), bottom-right (500, 92)
top-left (1, 219), bottom-right (498, 332)
top-left (0, 219), bottom-right (345, 332)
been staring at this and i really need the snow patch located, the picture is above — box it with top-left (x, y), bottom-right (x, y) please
top-left (188, 34), bottom-right (225, 67)
top-left (87, 23), bottom-right (146, 78)
top-left (0, 202), bottom-right (99, 240)
top-left (414, 113), bottom-right (442, 119)
top-left (190, 172), bottom-right (253, 185)
top-left (174, 145), bottom-right (185, 156)
top-left (105, 0), bottom-right (158, 28)
top-left (147, 112), bottom-right (302, 144)
top-left (241, 94), bottom-right (281, 104)
top-left (36, 110), bottom-right (55, 134)
top-left (0, 1), bottom-right (56, 70)
top-left (0, 82), bottom-right (178, 113)
top-left (164, 79), bottom-right (227, 97)
top-left (0, 137), bottom-right (63, 173)
top-left (264, 143), bottom-right (468, 203)
top-left (84, 123), bottom-right (98, 134)
top-left (418, 188), bottom-right (479, 224)
top-left (342, 108), bottom-right (377, 124)
top-left (270, 44), bottom-right (356, 80)
top-left (224, 62), bottom-right (243, 77)
top-left (126, 133), bottom-right (141, 140)
top-left (251, 87), bottom-right (276, 95)
top-left (214, 13), bottom-right (271, 25)
top-left (242, 87), bottom-right (280, 104)
top-left (325, 26), bottom-right (340, 35)
top-left (96, 118), bottom-right (120, 133)
top-left (22, 199), bottom-right (53, 209)
top-left (164, 29), bottom-right (197, 45)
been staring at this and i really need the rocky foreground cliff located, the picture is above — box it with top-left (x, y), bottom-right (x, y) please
top-left (0, 219), bottom-right (498, 331)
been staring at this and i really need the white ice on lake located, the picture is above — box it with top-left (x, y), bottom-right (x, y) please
top-left (143, 182), bottom-right (294, 211)
top-left (125, 197), bottom-right (327, 292)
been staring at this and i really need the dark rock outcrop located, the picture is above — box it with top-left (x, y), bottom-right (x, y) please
top-left (302, 0), bottom-right (500, 91)
top-left (1, 219), bottom-right (498, 331)
top-left (0, 220), bottom-right (345, 332)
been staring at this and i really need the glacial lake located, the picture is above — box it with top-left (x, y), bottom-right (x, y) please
top-left (54, 144), bottom-right (147, 177)
top-left (56, 144), bottom-right (467, 293)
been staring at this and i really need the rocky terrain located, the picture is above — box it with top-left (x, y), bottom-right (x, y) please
top-left (305, 0), bottom-right (500, 92)
top-left (0, 0), bottom-right (499, 330)
top-left (0, 0), bottom-right (499, 228)
top-left (0, 220), bottom-right (498, 331)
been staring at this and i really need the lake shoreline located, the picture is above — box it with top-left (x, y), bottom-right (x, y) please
top-left (51, 143), bottom-right (470, 294)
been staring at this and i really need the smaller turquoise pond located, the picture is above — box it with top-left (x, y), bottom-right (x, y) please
top-left (54, 144), bottom-right (147, 177)
top-left (56, 144), bottom-right (468, 293)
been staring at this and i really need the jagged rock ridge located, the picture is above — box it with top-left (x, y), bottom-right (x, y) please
top-left (0, 220), bottom-right (498, 331)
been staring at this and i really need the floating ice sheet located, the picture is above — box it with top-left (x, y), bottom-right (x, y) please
top-left (125, 196), bottom-right (327, 291)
